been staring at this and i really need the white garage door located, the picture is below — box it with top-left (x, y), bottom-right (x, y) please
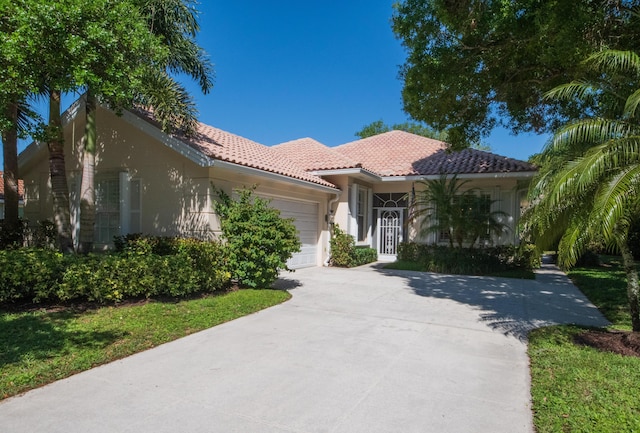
top-left (269, 198), bottom-right (319, 269)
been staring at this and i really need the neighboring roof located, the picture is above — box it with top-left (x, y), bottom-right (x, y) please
top-left (0, 172), bottom-right (24, 200)
top-left (272, 138), bottom-right (361, 171)
top-left (333, 130), bottom-right (536, 177)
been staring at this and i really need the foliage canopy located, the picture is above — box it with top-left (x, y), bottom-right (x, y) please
top-left (392, 0), bottom-right (640, 149)
top-left (522, 49), bottom-right (640, 330)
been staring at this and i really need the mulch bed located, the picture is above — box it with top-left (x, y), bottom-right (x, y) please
top-left (574, 330), bottom-right (640, 358)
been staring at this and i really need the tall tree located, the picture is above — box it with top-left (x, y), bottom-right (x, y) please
top-left (0, 1), bottom-right (41, 243)
top-left (523, 50), bottom-right (640, 331)
top-left (2, 0), bottom-right (177, 252)
top-left (355, 119), bottom-right (446, 140)
top-left (392, 0), bottom-right (640, 149)
top-left (77, 0), bottom-right (214, 253)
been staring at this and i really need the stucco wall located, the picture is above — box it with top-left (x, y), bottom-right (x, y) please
top-left (19, 103), bottom-right (335, 264)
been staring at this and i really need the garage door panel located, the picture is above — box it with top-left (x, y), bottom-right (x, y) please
top-left (269, 198), bottom-right (319, 269)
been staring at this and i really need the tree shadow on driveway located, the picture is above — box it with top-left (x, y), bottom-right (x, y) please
top-left (373, 264), bottom-right (610, 341)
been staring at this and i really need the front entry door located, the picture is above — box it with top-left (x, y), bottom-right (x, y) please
top-left (377, 208), bottom-right (403, 260)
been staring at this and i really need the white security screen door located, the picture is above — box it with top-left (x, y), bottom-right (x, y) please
top-left (377, 208), bottom-right (403, 259)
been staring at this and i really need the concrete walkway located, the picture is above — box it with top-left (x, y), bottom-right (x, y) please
top-left (0, 264), bottom-right (608, 433)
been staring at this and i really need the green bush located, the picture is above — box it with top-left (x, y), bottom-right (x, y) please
top-left (113, 234), bottom-right (181, 255)
top-left (395, 242), bottom-right (540, 275)
top-left (329, 225), bottom-right (377, 267)
top-left (397, 241), bottom-right (420, 262)
top-left (0, 238), bottom-right (229, 305)
top-left (59, 251), bottom-right (205, 303)
top-left (0, 248), bottom-right (66, 303)
top-left (329, 225), bottom-right (355, 267)
top-left (353, 246), bottom-right (378, 266)
top-left (214, 186), bottom-right (301, 288)
top-left (176, 238), bottom-right (229, 292)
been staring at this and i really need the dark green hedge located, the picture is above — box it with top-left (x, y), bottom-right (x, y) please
top-left (397, 242), bottom-right (540, 275)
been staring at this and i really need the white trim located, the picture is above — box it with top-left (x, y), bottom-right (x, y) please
top-left (311, 168), bottom-right (380, 181)
top-left (380, 172), bottom-right (537, 182)
top-left (349, 183), bottom-right (358, 238)
top-left (213, 160), bottom-right (340, 194)
top-left (119, 172), bottom-right (131, 235)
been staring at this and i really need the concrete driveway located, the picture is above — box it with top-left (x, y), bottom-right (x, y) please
top-left (0, 264), bottom-right (608, 433)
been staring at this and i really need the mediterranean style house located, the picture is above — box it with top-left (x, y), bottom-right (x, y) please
top-left (18, 97), bottom-right (536, 267)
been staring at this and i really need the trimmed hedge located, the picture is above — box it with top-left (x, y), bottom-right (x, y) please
top-left (0, 237), bottom-right (229, 305)
top-left (0, 248), bottom-right (67, 303)
top-left (397, 242), bottom-right (540, 275)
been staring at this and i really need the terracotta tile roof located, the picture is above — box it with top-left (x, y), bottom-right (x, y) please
top-left (272, 138), bottom-right (362, 171)
top-left (133, 109), bottom-right (337, 189)
top-left (133, 108), bottom-right (534, 186)
top-left (411, 148), bottom-right (537, 175)
top-left (0, 172), bottom-right (24, 200)
top-left (334, 130), bottom-right (536, 176)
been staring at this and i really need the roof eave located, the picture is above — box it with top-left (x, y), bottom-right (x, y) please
top-left (311, 168), bottom-right (381, 182)
top-left (380, 171), bottom-right (538, 182)
top-left (214, 160), bottom-right (340, 194)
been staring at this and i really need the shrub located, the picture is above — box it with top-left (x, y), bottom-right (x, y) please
top-left (59, 241), bottom-right (229, 303)
top-left (214, 186), bottom-right (301, 288)
top-left (395, 242), bottom-right (540, 275)
top-left (329, 225), bottom-right (355, 267)
top-left (0, 236), bottom-right (229, 305)
top-left (353, 246), bottom-right (378, 266)
top-left (176, 238), bottom-right (229, 292)
top-left (329, 225), bottom-right (378, 267)
top-left (0, 219), bottom-right (28, 249)
top-left (397, 241), bottom-right (420, 262)
top-left (0, 248), bottom-right (66, 303)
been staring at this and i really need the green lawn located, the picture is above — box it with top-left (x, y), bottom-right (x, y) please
top-left (0, 289), bottom-right (290, 400)
top-left (528, 256), bottom-right (640, 432)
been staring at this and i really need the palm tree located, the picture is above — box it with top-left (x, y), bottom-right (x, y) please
top-left (411, 174), bottom-right (470, 248)
top-left (47, 89), bottom-right (75, 253)
top-left (523, 50), bottom-right (640, 331)
top-left (77, 0), bottom-right (213, 253)
top-left (411, 174), bottom-right (509, 248)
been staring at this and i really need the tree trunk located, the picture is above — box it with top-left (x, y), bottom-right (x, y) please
top-left (47, 90), bottom-right (74, 253)
top-left (78, 92), bottom-right (96, 254)
top-left (619, 237), bottom-right (640, 332)
top-left (1, 101), bottom-right (20, 245)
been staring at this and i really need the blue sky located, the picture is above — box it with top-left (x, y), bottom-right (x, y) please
top-left (14, 0), bottom-right (549, 164)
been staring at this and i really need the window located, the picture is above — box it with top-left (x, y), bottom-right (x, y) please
top-left (437, 192), bottom-right (493, 244)
top-left (130, 179), bottom-right (141, 233)
top-left (95, 174), bottom-right (141, 246)
top-left (95, 177), bottom-right (120, 244)
top-left (357, 187), bottom-right (368, 242)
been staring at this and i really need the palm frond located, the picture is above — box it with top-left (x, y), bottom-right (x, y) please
top-left (137, 69), bottom-right (198, 136)
top-left (557, 214), bottom-right (592, 269)
top-left (586, 50), bottom-right (640, 76)
top-left (549, 118), bottom-right (629, 152)
top-left (592, 165), bottom-right (640, 240)
top-left (623, 88), bottom-right (640, 118)
top-left (544, 81), bottom-right (594, 102)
